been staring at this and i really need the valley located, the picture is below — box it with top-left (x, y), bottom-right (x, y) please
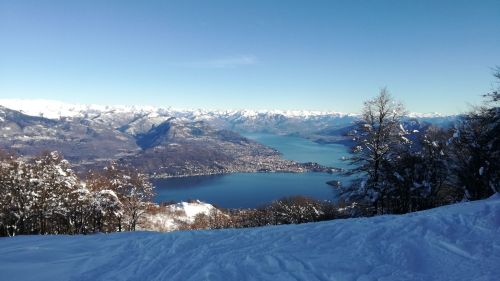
top-left (0, 99), bottom-right (454, 184)
top-left (154, 133), bottom-right (353, 207)
top-left (0, 101), bottom-right (343, 178)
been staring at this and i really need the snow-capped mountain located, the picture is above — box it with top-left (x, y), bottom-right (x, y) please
top-left (0, 100), bottom-right (349, 143)
top-left (0, 99), bottom-right (457, 176)
top-left (0, 99), bottom-right (455, 136)
top-left (0, 99), bottom-right (354, 120)
top-left (0, 99), bottom-right (454, 119)
top-left (0, 103), bottom-right (333, 177)
top-left (0, 99), bottom-right (357, 135)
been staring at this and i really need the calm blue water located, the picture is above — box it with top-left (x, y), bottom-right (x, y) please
top-left (154, 173), bottom-right (339, 208)
top-left (242, 133), bottom-right (351, 169)
top-left (154, 133), bottom-right (352, 208)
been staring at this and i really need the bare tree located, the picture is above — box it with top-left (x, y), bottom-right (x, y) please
top-left (343, 88), bottom-right (408, 214)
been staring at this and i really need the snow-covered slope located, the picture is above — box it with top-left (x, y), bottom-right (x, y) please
top-left (170, 201), bottom-right (215, 222)
top-left (144, 200), bottom-right (217, 231)
top-left (1, 196), bottom-right (499, 281)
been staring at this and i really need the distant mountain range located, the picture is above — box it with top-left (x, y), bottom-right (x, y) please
top-left (0, 100), bottom-right (336, 177)
top-left (0, 99), bottom-right (456, 134)
top-left (0, 99), bottom-right (457, 176)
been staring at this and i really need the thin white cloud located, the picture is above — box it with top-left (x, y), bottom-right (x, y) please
top-left (180, 55), bottom-right (258, 69)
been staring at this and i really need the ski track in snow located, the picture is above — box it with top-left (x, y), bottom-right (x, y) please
top-left (0, 196), bottom-right (499, 281)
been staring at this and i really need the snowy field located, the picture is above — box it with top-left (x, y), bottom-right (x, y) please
top-left (1, 196), bottom-right (499, 281)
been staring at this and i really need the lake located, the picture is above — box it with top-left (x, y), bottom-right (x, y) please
top-left (241, 133), bottom-right (351, 169)
top-left (154, 133), bottom-right (352, 208)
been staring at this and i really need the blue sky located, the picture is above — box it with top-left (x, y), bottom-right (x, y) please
top-left (1, 0), bottom-right (499, 113)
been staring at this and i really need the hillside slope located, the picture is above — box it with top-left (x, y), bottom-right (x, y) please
top-left (1, 196), bottom-right (499, 281)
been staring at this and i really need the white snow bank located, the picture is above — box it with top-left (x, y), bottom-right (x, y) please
top-left (1, 196), bottom-right (499, 281)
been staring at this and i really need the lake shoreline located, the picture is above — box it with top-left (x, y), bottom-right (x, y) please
top-left (150, 162), bottom-right (340, 179)
top-left (152, 133), bottom-right (351, 208)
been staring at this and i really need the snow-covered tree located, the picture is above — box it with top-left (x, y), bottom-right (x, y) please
top-left (85, 168), bottom-right (124, 232)
top-left (29, 151), bottom-right (81, 234)
top-left (449, 68), bottom-right (500, 200)
top-left (86, 162), bottom-right (154, 231)
top-left (0, 153), bottom-right (34, 236)
top-left (0, 151), bottom-right (83, 235)
top-left (67, 183), bottom-right (93, 234)
top-left (384, 126), bottom-right (456, 213)
top-left (1, 151), bottom-right (156, 236)
top-left (117, 171), bottom-right (154, 231)
top-left (343, 88), bottom-right (408, 214)
top-left (91, 189), bottom-right (123, 232)
top-left (267, 196), bottom-right (324, 225)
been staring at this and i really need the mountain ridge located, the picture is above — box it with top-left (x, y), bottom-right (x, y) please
top-left (0, 98), bottom-right (454, 120)
top-left (0, 98), bottom-right (457, 140)
top-left (0, 104), bottom-right (335, 177)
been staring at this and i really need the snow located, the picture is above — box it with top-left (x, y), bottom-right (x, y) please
top-left (407, 112), bottom-right (450, 118)
top-left (399, 123), bottom-right (406, 132)
top-left (0, 99), bottom-right (158, 120)
top-left (401, 136), bottom-right (410, 143)
top-left (1, 196), bottom-right (499, 280)
top-left (169, 200), bottom-right (215, 222)
top-left (144, 201), bottom-right (216, 231)
top-left (0, 98), bottom-right (354, 120)
top-left (1, 98), bottom-right (452, 121)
